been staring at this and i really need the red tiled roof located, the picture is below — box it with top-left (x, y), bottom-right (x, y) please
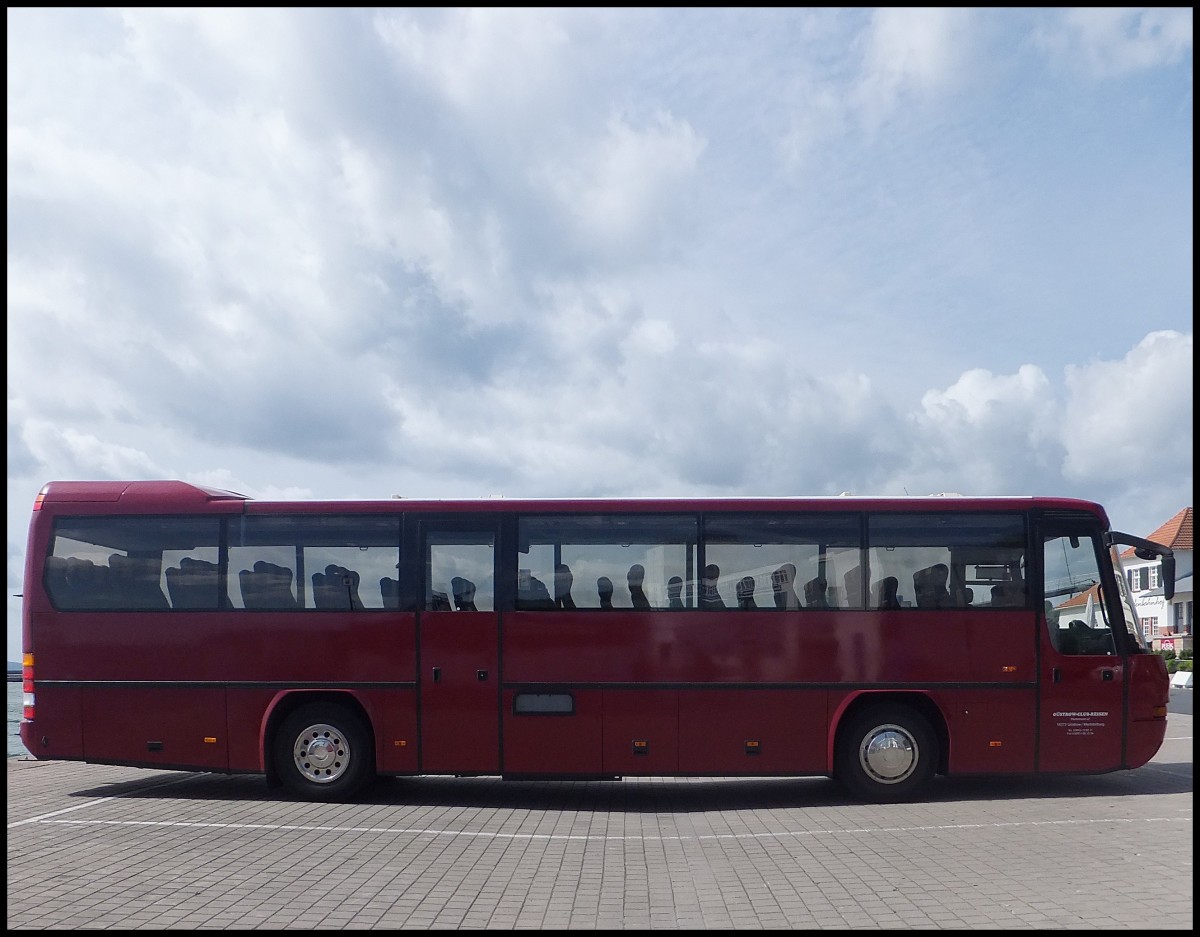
top-left (1058, 583), bottom-right (1101, 610)
top-left (1120, 507), bottom-right (1193, 558)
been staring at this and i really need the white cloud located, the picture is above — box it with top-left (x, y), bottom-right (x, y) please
top-left (373, 8), bottom-right (575, 116)
top-left (853, 7), bottom-right (974, 130)
top-left (18, 422), bottom-right (162, 479)
top-left (5, 8), bottom-right (1192, 659)
top-left (537, 109), bottom-right (706, 262)
top-left (1062, 330), bottom-right (1193, 483)
top-left (903, 364), bottom-right (1062, 494)
top-left (1036, 8), bottom-right (1194, 78)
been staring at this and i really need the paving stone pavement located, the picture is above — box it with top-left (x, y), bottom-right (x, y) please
top-left (6, 709), bottom-right (1192, 930)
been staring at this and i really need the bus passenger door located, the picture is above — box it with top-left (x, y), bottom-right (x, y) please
top-left (1037, 524), bottom-right (1124, 773)
top-left (418, 520), bottom-right (501, 774)
top-left (1038, 632), bottom-right (1125, 772)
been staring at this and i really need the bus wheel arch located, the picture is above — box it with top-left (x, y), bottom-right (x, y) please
top-left (833, 693), bottom-right (946, 803)
top-left (265, 693), bottom-right (377, 801)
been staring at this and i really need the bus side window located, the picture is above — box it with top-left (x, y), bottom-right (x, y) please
top-left (518, 513), bottom-right (698, 610)
top-left (427, 534), bottom-right (494, 612)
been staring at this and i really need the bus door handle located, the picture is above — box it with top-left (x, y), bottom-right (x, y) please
top-left (432, 667), bottom-right (441, 683)
top-left (1102, 669), bottom-right (1114, 681)
top-left (1052, 668), bottom-right (1062, 683)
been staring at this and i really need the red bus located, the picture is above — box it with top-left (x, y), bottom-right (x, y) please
top-left (20, 481), bottom-right (1175, 803)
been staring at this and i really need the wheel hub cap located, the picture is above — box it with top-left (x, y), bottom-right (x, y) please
top-left (862, 727), bottom-right (916, 783)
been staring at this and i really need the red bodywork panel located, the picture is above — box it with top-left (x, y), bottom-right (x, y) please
top-left (20, 481), bottom-right (1164, 786)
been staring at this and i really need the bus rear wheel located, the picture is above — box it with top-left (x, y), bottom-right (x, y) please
top-left (836, 704), bottom-right (936, 803)
top-left (273, 702), bottom-right (374, 801)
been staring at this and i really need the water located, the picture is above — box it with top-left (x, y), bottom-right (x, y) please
top-left (9, 681), bottom-right (30, 758)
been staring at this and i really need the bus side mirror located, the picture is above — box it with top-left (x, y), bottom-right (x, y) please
top-left (1162, 555), bottom-right (1175, 601)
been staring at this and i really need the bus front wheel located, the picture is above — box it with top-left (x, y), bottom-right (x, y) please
top-left (273, 702), bottom-right (374, 801)
top-left (836, 704), bottom-right (936, 803)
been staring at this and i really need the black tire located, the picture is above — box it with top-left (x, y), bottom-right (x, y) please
top-left (835, 704), bottom-right (937, 803)
top-left (273, 702), bottom-right (374, 801)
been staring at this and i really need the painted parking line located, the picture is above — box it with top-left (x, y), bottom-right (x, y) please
top-left (6, 771), bottom-right (201, 828)
top-left (13, 812), bottom-right (1190, 843)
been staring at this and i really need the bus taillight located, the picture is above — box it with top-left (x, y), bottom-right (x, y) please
top-left (22, 652), bottom-right (35, 719)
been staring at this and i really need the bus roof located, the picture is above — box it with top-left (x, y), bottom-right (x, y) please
top-left (33, 480), bottom-right (1107, 518)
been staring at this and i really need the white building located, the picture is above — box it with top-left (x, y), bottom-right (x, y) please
top-left (1119, 507), bottom-right (1193, 655)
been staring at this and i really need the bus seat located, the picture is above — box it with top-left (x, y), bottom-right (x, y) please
top-left (913, 564), bottom-right (950, 609)
top-left (628, 564), bottom-right (652, 610)
top-left (874, 576), bottom-right (901, 609)
top-left (771, 564), bottom-right (801, 610)
top-left (166, 557), bottom-right (220, 609)
top-left (45, 555), bottom-right (106, 609)
top-left (380, 576), bottom-right (401, 609)
top-left (43, 556), bottom-right (73, 607)
top-left (990, 578), bottom-right (1025, 607)
top-left (667, 575), bottom-right (685, 610)
top-left (313, 565), bottom-right (363, 610)
top-left (804, 576), bottom-right (829, 609)
top-left (518, 575), bottom-right (555, 610)
top-left (1050, 624), bottom-right (1074, 654)
top-left (597, 576), bottom-right (614, 609)
top-left (108, 554), bottom-right (169, 609)
top-left (736, 575), bottom-right (757, 610)
top-left (451, 576), bottom-right (478, 611)
top-left (64, 556), bottom-right (112, 608)
top-left (842, 566), bottom-right (863, 608)
top-left (700, 564), bottom-right (726, 610)
top-left (239, 561), bottom-right (298, 609)
top-left (554, 564), bottom-right (577, 610)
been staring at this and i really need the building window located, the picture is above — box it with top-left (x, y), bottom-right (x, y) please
top-left (1149, 567), bottom-right (1160, 589)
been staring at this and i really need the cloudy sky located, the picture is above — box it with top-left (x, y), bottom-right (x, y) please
top-left (6, 8), bottom-right (1194, 661)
